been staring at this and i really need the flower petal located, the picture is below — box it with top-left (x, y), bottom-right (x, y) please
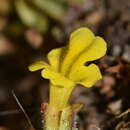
top-left (41, 68), bottom-right (75, 87)
top-left (61, 27), bottom-right (95, 75)
top-left (78, 36), bottom-right (107, 63)
top-left (69, 36), bottom-right (107, 76)
top-left (47, 47), bottom-right (65, 71)
top-left (28, 61), bottom-right (49, 71)
top-left (75, 64), bottom-right (102, 87)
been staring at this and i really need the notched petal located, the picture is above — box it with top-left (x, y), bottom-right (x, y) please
top-left (28, 61), bottom-right (49, 71)
top-left (69, 36), bottom-right (107, 76)
top-left (47, 47), bottom-right (66, 71)
top-left (76, 64), bottom-right (102, 87)
top-left (41, 68), bottom-right (75, 87)
top-left (61, 27), bottom-right (95, 75)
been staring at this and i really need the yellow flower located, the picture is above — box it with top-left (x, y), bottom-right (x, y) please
top-left (28, 27), bottom-right (107, 110)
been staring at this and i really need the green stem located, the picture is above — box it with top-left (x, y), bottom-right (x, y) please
top-left (41, 104), bottom-right (81, 130)
top-left (59, 106), bottom-right (73, 130)
top-left (41, 103), bottom-right (60, 130)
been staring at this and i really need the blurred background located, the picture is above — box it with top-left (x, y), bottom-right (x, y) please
top-left (0, 0), bottom-right (130, 130)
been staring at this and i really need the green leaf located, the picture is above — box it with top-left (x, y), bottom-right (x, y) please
top-left (32, 0), bottom-right (65, 20)
top-left (15, 0), bottom-right (48, 32)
